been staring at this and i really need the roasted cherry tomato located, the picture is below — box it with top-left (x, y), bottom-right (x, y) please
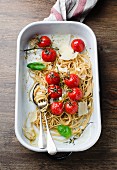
top-left (46, 71), bottom-right (60, 85)
top-left (50, 102), bottom-right (63, 115)
top-left (64, 74), bottom-right (80, 88)
top-left (68, 87), bottom-right (83, 101)
top-left (42, 48), bottom-right (57, 62)
top-left (65, 101), bottom-right (78, 115)
top-left (48, 85), bottom-right (62, 98)
top-left (71, 39), bottom-right (85, 52)
top-left (37, 36), bottom-right (51, 47)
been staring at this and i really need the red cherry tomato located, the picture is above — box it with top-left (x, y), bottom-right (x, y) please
top-left (46, 71), bottom-right (60, 85)
top-left (64, 74), bottom-right (80, 88)
top-left (38, 36), bottom-right (51, 47)
top-left (50, 102), bottom-right (63, 115)
top-left (68, 87), bottom-right (83, 101)
top-left (65, 101), bottom-right (78, 115)
top-left (71, 39), bottom-right (85, 52)
top-left (42, 48), bottom-right (57, 62)
top-left (48, 85), bottom-right (62, 99)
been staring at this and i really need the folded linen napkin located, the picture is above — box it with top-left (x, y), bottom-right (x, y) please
top-left (44, 0), bottom-right (98, 22)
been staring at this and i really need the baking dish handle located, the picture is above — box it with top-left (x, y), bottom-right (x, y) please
top-left (46, 152), bottom-right (72, 160)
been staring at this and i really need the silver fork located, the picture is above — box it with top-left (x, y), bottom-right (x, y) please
top-left (37, 100), bottom-right (57, 155)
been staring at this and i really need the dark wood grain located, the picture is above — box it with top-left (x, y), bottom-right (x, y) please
top-left (0, 0), bottom-right (117, 169)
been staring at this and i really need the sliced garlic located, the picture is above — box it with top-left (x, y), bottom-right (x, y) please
top-left (80, 74), bottom-right (86, 79)
top-left (50, 98), bottom-right (54, 104)
top-left (56, 64), bottom-right (68, 72)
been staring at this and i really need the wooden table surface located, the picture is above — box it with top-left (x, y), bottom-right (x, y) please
top-left (0, 0), bottom-right (117, 169)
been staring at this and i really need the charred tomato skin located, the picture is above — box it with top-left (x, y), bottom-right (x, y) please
top-left (71, 39), bottom-right (85, 52)
top-left (68, 87), bottom-right (83, 101)
top-left (46, 71), bottom-right (60, 85)
top-left (64, 74), bottom-right (80, 88)
top-left (42, 48), bottom-right (57, 62)
top-left (50, 102), bottom-right (63, 115)
top-left (65, 101), bottom-right (78, 115)
top-left (48, 85), bottom-right (62, 98)
top-left (38, 36), bottom-right (51, 47)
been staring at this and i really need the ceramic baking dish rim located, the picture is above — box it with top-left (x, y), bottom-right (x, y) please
top-left (15, 21), bottom-right (101, 152)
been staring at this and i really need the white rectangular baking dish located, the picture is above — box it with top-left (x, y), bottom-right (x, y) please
top-left (15, 21), bottom-right (101, 152)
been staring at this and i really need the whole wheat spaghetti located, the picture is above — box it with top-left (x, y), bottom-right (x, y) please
top-left (23, 34), bottom-right (93, 142)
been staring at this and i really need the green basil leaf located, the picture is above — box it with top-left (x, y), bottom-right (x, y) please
top-left (57, 125), bottom-right (72, 138)
top-left (27, 62), bottom-right (46, 70)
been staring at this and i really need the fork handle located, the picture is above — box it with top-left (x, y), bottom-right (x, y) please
top-left (44, 115), bottom-right (57, 155)
top-left (38, 113), bottom-right (46, 149)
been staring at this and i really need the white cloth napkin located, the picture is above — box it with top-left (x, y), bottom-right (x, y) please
top-left (44, 0), bottom-right (98, 22)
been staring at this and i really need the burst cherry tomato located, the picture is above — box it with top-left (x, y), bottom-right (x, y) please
top-left (68, 87), bottom-right (83, 101)
top-left (50, 102), bottom-right (63, 115)
top-left (46, 71), bottom-right (60, 85)
top-left (38, 36), bottom-right (51, 47)
top-left (64, 74), bottom-right (80, 88)
top-left (42, 48), bottom-right (57, 62)
top-left (71, 39), bottom-right (85, 52)
top-left (65, 101), bottom-right (78, 115)
top-left (48, 85), bottom-right (62, 99)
